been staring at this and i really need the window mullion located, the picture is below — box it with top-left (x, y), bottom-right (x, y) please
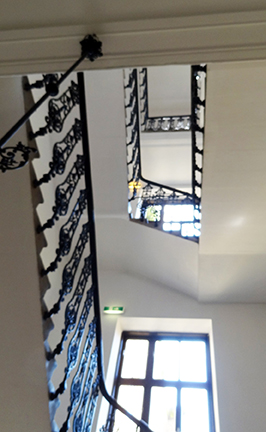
top-left (142, 338), bottom-right (155, 424)
top-left (176, 388), bottom-right (181, 432)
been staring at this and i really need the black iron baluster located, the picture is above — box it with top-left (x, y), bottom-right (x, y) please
top-left (24, 74), bottom-right (60, 92)
top-left (124, 66), bottom-right (206, 241)
top-left (41, 189), bottom-right (87, 275)
top-left (191, 65), bottom-right (207, 233)
top-left (50, 318), bottom-right (96, 403)
top-left (30, 81), bottom-right (80, 139)
top-left (47, 255), bottom-right (92, 359)
top-left (78, 70), bottom-right (154, 432)
top-left (43, 222), bottom-right (90, 317)
top-left (34, 118), bottom-right (82, 187)
top-left (0, 142), bottom-right (36, 173)
top-left (83, 375), bottom-right (101, 432)
top-left (73, 349), bottom-right (98, 432)
top-left (48, 284), bottom-right (94, 368)
top-left (38, 155), bottom-right (85, 233)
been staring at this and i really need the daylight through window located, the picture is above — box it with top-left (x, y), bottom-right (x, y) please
top-left (109, 332), bottom-right (215, 432)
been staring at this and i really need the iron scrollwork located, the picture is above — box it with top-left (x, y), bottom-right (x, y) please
top-left (50, 289), bottom-right (95, 404)
top-left (124, 69), bottom-right (141, 202)
top-left (59, 221), bottom-right (90, 300)
top-left (191, 65), bottom-right (207, 207)
top-left (64, 287), bottom-right (95, 372)
top-left (73, 350), bottom-right (99, 432)
top-left (124, 66), bottom-right (206, 241)
top-left (58, 319), bottom-right (96, 429)
top-left (0, 141), bottom-right (36, 173)
top-left (145, 115), bottom-right (191, 132)
top-left (48, 255), bottom-right (92, 359)
top-left (34, 118), bottom-right (82, 187)
top-left (83, 375), bottom-right (100, 432)
top-left (24, 74), bottom-right (60, 96)
top-left (38, 155), bottom-right (85, 233)
top-left (41, 190), bottom-right (87, 276)
top-left (43, 222), bottom-right (90, 318)
top-left (0, 34), bottom-right (102, 175)
top-left (30, 80), bottom-right (80, 139)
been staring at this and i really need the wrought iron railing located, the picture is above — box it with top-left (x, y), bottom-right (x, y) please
top-left (139, 68), bottom-right (191, 133)
top-left (191, 65), bottom-right (206, 216)
top-left (0, 36), bottom-right (153, 432)
top-left (124, 66), bottom-right (206, 241)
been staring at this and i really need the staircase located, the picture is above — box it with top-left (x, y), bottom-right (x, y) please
top-left (25, 66), bottom-right (156, 432)
top-left (2, 58), bottom-right (266, 432)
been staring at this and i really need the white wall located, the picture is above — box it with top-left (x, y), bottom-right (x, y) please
top-left (140, 65), bottom-right (192, 190)
top-left (147, 65), bottom-right (191, 117)
top-left (0, 77), bottom-right (51, 432)
top-left (98, 270), bottom-right (266, 432)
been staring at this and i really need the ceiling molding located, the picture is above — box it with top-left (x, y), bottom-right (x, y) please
top-left (1, 11), bottom-right (266, 75)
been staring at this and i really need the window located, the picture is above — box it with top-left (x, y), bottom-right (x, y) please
top-left (143, 204), bottom-right (201, 238)
top-left (109, 332), bottom-right (215, 432)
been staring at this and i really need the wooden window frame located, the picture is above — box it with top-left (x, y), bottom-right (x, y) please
top-left (109, 331), bottom-right (216, 432)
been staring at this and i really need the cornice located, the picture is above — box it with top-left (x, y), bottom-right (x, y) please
top-left (1, 11), bottom-right (266, 75)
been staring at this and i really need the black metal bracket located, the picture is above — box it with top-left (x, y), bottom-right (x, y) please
top-left (0, 34), bottom-right (102, 173)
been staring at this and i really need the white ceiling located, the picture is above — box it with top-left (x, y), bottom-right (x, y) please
top-left (85, 60), bottom-right (266, 303)
top-left (1, 0), bottom-right (266, 32)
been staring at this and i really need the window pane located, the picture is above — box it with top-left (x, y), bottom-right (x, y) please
top-left (180, 341), bottom-right (207, 382)
top-left (121, 339), bottom-right (149, 379)
top-left (153, 340), bottom-right (179, 380)
top-left (163, 222), bottom-right (181, 232)
top-left (164, 205), bottom-right (194, 223)
top-left (181, 388), bottom-right (210, 432)
top-left (149, 387), bottom-right (177, 432)
top-left (181, 223), bottom-right (194, 237)
top-left (114, 385), bottom-right (144, 432)
top-left (145, 205), bottom-right (162, 222)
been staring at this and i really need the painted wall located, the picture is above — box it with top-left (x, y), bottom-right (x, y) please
top-left (140, 65), bottom-right (192, 190)
top-left (98, 270), bottom-right (266, 432)
top-left (1, 58), bottom-right (266, 432)
top-left (0, 76), bottom-right (51, 432)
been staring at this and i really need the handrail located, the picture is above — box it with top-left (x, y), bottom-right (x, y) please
top-left (0, 34), bottom-right (102, 172)
top-left (133, 70), bottom-right (194, 200)
top-left (0, 35), bottom-right (102, 149)
top-left (125, 68), bottom-right (201, 241)
top-left (124, 65), bottom-right (206, 242)
top-left (78, 71), bottom-right (153, 432)
top-left (0, 35), bottom-right (154, 432)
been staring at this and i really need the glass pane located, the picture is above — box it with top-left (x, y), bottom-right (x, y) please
top-left (181, 388), bottom-right (210, 432)
top-left (114, 386), bottom-right (144, 432)
top-left (121, 339), bottom-right (149, 379)
top-left (149, 387), bottom-right (177, 432)
top-left (163, 222), bottom-right (181, 232)
top-left (145, 205), bottom-right (162, 222)
top-left (153, 340), bottom-right (179, 380)
top-left (180, 341), bottom-right (207, 382)
top-left (164, 205), bottom-right (194, 223)
top-left (181, 222), bottom-right (201, 237)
